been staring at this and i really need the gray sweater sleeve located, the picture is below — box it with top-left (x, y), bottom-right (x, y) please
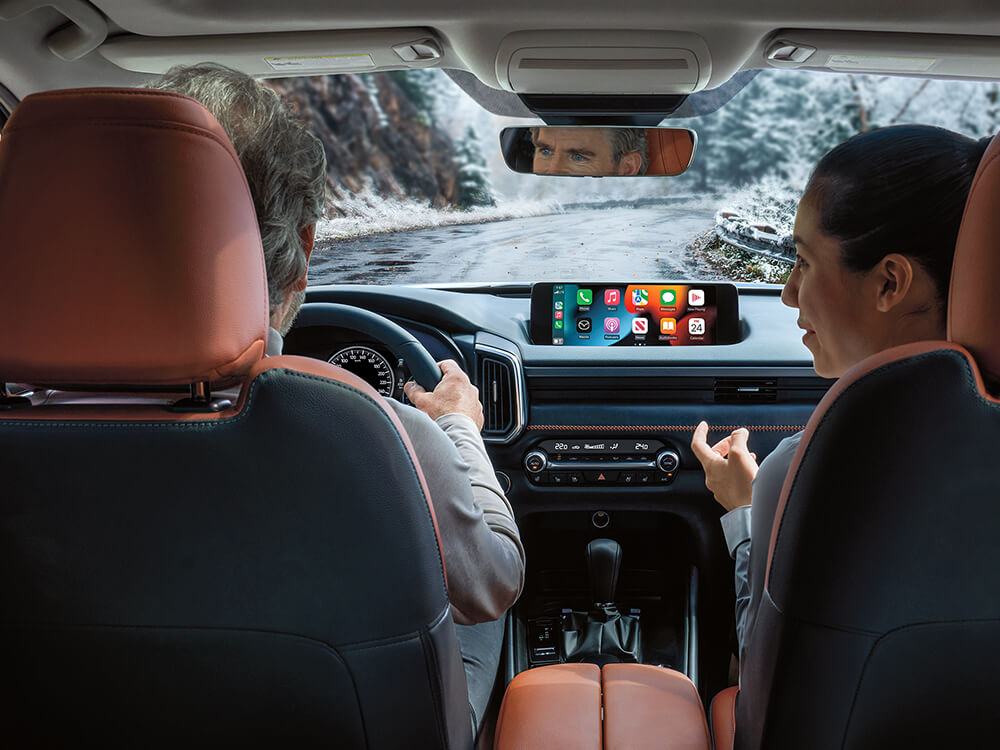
top-left (720, 505), bottom-right (753, 657)
top-left (388, 402), bottom-right (525, 625)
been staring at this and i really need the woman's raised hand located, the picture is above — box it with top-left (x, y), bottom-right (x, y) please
top-left (690, 421), bottom-right (759, 512)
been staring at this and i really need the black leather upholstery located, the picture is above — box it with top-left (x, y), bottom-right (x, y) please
top-left (735, 346), bottom-right (1000, 749)
top-left (0, 367), bottom-right (472, 748)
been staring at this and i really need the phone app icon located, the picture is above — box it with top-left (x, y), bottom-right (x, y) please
top-left (632, 288), bottom-right (649, 306)
top-left (554, 300), bottom-right (564, 310)
top-left (577, 318), bottom-right (592, 333)
top-left (660, 289), bottom-right (677, 305)
top-left (604, 289), bottom-right (620, 305)
top-left (577, 289), bottom-right (593, 306)
top-left (604, 317), bottom-right (620, 334)
top-left (554, 311), bottom-right (563, 320)
top-left (554, 320), bottom-right (564, 330)
top-left (688, 317), bottom-right (706, 335)
top-left (631, 318), bottom-right (649, 335)
top-left (660, 318), bottom-right (677, 335)
top-left (688, 289), bottom-right (705, 306)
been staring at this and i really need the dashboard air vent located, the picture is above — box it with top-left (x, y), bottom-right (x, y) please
top-left (714, 378), bottom-right (778, 404)
top-left (476, 346), bottom-right (525, 443)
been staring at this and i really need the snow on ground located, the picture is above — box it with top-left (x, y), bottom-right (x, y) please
top-left (316, 192), bottom-right (565, 241)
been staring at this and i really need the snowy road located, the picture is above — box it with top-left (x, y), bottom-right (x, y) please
top-left (309, 206), bottom-right (717, 285)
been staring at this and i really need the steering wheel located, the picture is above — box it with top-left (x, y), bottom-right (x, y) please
top-left (294, 302), bottom-right (443, 391)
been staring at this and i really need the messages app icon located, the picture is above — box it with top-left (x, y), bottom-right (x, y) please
top-left (577, 289), bottom-right (593, 306)
top-left (660, 289), bottom-right (676, 305)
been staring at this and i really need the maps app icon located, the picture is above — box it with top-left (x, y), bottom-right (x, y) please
top-left (632, 289), bottom-right (648, 306)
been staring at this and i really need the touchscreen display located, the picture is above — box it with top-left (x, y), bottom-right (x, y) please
top-left (550, 283), bottom-right (719, 346)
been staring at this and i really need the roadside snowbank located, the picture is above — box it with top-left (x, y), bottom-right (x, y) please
top-left (317, 192), bottom-right (564, 240)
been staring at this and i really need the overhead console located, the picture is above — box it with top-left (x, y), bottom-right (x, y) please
top-left (494, 30), bottom-right (713, 95)
top-left (530, 282), bottom-right (740, 346)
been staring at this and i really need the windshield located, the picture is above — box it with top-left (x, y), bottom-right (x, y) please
top-left (269, 69), bottom-right (1000, 286)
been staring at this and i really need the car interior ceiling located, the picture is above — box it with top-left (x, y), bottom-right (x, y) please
top-left (3, 1), bottom-right (1000, 748)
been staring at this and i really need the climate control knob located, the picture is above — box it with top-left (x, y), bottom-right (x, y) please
top-left (656, 450), bottom-right (680, 473)
top-left (524, 450), bottom-right (548, 474)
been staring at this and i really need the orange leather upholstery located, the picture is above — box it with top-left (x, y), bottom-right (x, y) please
top-left (602, 664), bottom-right (711, 749)
top-left (495, 664), bottom-right (602, 750)
top-left (495, 664), bottom-right (712, 749)
top-left (710, 687), bottom-right (737, 750)
top-left (645, 128), bottom-right (695, 176)
top-left (0, 88), bottom-right (268, 387)
top-left (949, 132), bottom-right (1000, 381)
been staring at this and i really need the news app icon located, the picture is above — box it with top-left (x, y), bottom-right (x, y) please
top-left (660, 289), bottom-right (677, 306)
top-left (604, 317), bottom-right (621, 334)
top-left (660, 318), bottom-right (677, 335)
top-left (577, 289), bottom-right (593, 306)
top-left (688, 289), bottom-right (706, 306)
top-left (577, 318), bottom-right (592, 333)
top-left (631, 318), bottom-right (649, 335)
top-left (688, 317), bottom-right (706, 335)
top-left (632, 288), bottom-right (649, 306)
top-left (604, 289), bottom-right (620, 305)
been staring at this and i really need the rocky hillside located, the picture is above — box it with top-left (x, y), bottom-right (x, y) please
top-left (265, 73), bottom-right (490, 217)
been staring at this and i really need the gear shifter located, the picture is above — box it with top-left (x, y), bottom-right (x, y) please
top-left (561, 538), bottom-right (642, 665)
top-left (587, 538), bottom-right (622, 607)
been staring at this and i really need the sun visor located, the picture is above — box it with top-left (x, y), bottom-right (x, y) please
top-left (759, 29), bottom-right (1000, 79)
top-left (495, 31), bottom-right (712, 95)
top-left (99, 28), bottom-right (451, 76)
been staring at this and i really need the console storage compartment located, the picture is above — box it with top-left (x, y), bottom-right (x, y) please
top-left (495, 663), bottom-right (711, 750)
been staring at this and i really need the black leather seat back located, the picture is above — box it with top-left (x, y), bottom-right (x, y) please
top-left (0, 88), bottom-right (471, 749)
top-left (736, 343), bottom-right (1000, 749)
top-left (0, 362), bottom-right (471, 748)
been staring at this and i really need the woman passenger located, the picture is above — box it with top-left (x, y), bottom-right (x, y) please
top-left (691, 125), bottom-right (992, 659)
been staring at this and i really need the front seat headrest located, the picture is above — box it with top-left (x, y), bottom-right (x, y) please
top-left (948, 132), bottom-right (1000, 383)
top-left (0, 88), bottom-right (268, 387)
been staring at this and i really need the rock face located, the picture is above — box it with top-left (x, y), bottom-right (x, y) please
top-left (265, 73), bottom-right (463, 216)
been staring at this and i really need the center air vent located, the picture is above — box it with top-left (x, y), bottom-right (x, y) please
top-left (714, 378), bottom-right (778, 404)
top-left (476, 345), bottom-right (525, 443)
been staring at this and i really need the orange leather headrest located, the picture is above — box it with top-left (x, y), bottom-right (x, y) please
top-left (645, 129), bottom-right (695, 176)
top-left (0, 88), bottom-right (268, 387)
top-left (949, 132), bottom-right (1000, 380)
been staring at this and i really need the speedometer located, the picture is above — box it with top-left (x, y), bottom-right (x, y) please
top-left (328, 346), bottom-right (396, 397)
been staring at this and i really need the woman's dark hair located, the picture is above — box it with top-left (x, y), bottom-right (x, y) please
top-left (805, 125), bottom-right (991, 305)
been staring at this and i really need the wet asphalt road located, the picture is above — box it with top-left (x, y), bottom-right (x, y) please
top-left (309, 206), bottom-right (717, 285)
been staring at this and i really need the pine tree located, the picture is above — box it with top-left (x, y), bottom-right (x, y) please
top-left (454, 125), bottom-right (495, 208)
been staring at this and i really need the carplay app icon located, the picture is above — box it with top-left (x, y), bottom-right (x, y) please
top-left (688, 317), bottom-right (706, 335)
top-left (632, 288), bottom-right (649, 306)
top-left (604, 317), bottom-right (620, 334)
top-left (577, 318), bottom-right (592, 333)
top-left (688, 289), bottom-right (705, 306)
top-left (605, 289), bottom-right (620, 305)
top-left (660, 289), bottom-right (676, 305)
top-left (632, 318), bottom-right (648, 334)
top-left (577, 289), bottom-right (593, 306)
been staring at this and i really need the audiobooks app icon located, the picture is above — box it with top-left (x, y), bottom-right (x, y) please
top-left (660, 318), bottom-right (677, 335)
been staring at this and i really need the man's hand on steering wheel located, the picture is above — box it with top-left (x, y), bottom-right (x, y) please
top-left (404, 360), bottom-right (485, 430)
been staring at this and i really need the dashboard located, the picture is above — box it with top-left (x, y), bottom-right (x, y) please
top-left (285, 280), bottom-right (832, 698)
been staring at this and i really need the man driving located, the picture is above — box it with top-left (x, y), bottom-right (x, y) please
top-left (149, 63), bottom-right (524, 735)
top-left (531, 126), bottom-right (648, 176)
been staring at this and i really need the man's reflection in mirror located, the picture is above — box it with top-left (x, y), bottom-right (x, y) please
top-left (530, 127), bottom-right (648, 176)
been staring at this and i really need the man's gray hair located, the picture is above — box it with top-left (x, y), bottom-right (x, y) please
top-left (148, 63), bottom-right (328, 319)
top-left (606, 128), bottom-right (648, 175)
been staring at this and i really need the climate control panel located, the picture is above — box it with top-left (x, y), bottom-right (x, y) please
top-left (523, 438), bottom-right (679, 487)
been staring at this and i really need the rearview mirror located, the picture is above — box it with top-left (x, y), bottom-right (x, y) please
top-left (500, 126), bottom-right (696, 177)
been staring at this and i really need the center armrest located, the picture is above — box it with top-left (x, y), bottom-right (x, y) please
top-left (495, 663), bottom-right (711, 750)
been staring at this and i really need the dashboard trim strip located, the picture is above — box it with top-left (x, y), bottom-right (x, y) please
top-left (527, 424), bottom-right (806, 432)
